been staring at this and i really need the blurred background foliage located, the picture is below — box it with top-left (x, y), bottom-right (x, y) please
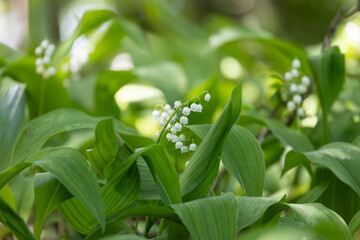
top-left (1, 0), bottom-right (360, 238)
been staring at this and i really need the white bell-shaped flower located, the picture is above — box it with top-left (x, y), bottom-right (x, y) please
top-left (189, 143), bottom-right (197, 151)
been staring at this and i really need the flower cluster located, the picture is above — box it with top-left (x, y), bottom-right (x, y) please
top-left (153, 93), bottom-right (211, 153)
top-left (282, 59), bottom-right (311, 117)
top-left (34, 40), bottom-right (57, 79)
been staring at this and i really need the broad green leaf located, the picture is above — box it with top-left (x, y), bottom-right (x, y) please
top-left (0, 197), bottom-right (35, 240)
top-left (10, 108), bottom-right (136, 166)
top-left (33, 173), bottom-right (72, 240)
top-left (313, 168), bottom-right (360, 223)
top-left (88, 204), bottom-right (182, 237)
top-left (235, 195), bottom-right (284, 231)
top-left (209, 26), bottom-right (312, 75)
top-left (59, 161), bottom-right (140, 233)
top-left (89, 21), bottom-right (125, 63)
top-left (0, 185), bottom-right (15, 210)
top-left (296, 181), bottom-right (328, 204)
top-left (282, 150), bottom-right (313, 176)
top-left (116, 17), bottom-right (150, 52)
top-left (101, 234), bottom-right (145, 240)
top-left (238, 227), bottom-right (311, 240)
top-left (187, 124), bottom-right (264, 196)
top-left (349, 209), bottom-right (360, 235)
top-left (311, 46), bottom-right (345, 142)
top-left (87, 119), bottom-right (118, 176)
top-left (171, 193), bottom-right (237, 240)
top-left (180, 82), bottom-right (242, 201)
top-left (60, 144), bottom-right (179, 233)
top-left (94, 71), bottom-right (136, 116)
top-left (86, 220), bottom-right (134, 240)
top-left (288, 203), bottom-right (352, 240)
top-left (0, 43), bottom-right (21, 65)
top-left (137, 158), bottom-right (161, 200)
top-left (142, 145), bottom-right (181, 204)
top-left (52, 9), bottom-right (116, 65)
top-left (26, 147), bottom-right (105, 230)
top-left (0, 82), bottom-right (26, 171)
top-left (135, 62), bottom-right (187, 103)
top-left (8, 175), bottom-right (34, 221)
top-left (3, 57), bottom-right (73, 118)
top-left (241, 115), bottom-right (314, 152)
top-left (299, 143), bottom-right (360, 196)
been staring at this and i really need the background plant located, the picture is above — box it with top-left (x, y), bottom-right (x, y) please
top-left (1, 0), bottom-right (360, 239)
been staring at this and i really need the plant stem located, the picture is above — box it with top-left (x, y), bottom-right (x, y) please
top-left (38, 77), bottom-right (46, 116)
top-left (134, 216), bottom-right (139, 234)
top-left (322, 3), bottom-right (360, 52)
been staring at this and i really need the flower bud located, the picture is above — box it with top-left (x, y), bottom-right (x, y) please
top-left (181, 146), bottom-right (189, 153)
top-left (287, 101), bottom-right (296, 111)
top-left (175, 141), bottom-right (184, 149)
top-left (174, 100), bottom-right (182, 109)
top-left (204, 93), bottom-right (211, 102)
top-left (195, 104), bottom-right (203, 112)
top-left (164, 104), bottom-right (171, 111)
top-left (290, 84), bottom-right (298, 93)
top-left (152, 110), bottom-right (160, 118)
top-left (190, 103), bottom-right (197, 112)
top-left (301, 76), bottom-right (310, 85)
top-left (189, 143), bottom-right (197, 151)
top-left (292, 59), bottom-right (301, 68)
top-left (284, 72), bottom-right (292, 81)
top-left (291, 69), bottom-right (299, 78)
top-left (182, 107), bottom-right (191, 116)
top-left (293, 94), bottom-right (302, 104)
top-left (179, 134), bottom-right (186, 141)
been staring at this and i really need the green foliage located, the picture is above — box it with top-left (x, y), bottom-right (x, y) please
top-left (0, 1), bottom-right (359, 239)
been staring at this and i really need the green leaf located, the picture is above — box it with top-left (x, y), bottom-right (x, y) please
top-left (282, 150), bottom-right (313, 177)
top-left (86, 220), bottom-right (134, 240)
top-left (89, 21), bottom-right (125, 63)
top-left (311, 46), bottom-right (345, 113)
top-left (101, 234), bottom-right (146, 240)
top-left (0, 43), bottom-right (21, 65)
top-left (52, 9), bottom-right (116, 65)
top-left (242, 115), bottom-right (314, 152)
top-left (288, 203), bottom-right (352, 240)
top-left (180, 82), bottom-right (242, 201)
top-left (301, 143), bottom-right (360, 196)
top-left (142, 145), bottom-right (181, 204)
top-left (87, 119), bottom-right (118, 176)
top-left (10, 108), bottom-right (136, 166)
top-left (187, 124), bottom-right (264, 196)
top-left (135, 62), bottom-right (187, 103)
top-left (27, 147), bottom-right (105, 230)
top-left (171, 193), bottom-right (237, 240)
top-left (296, 181), bottom-right (328, 204)
top-left (94, 71), bottom-right (136, 116)
top-left (209, 26), bottom-right (312, 75)
top-left (59, 159), bottom-right (140, 233)
top-left (9, 175), bottom-right (34, 221)
top-left (60, 144), bottom-right (179, 234)
top-left (4, 57), bottom-right (74, 118)
top-left (311, 46), bottom-right (345, 142)
top-left (137, 158), bottom-right (161, 200)
top-left (235, 195), bottom-right (284, 231)
top-left (0, 196), bottom-right (35, 240)
top-left (348, 209), bottom-right (360, 235)
top-left (33, 173), bottom-right (72, 240)
top-left (0, 82), bottom-right (26, 171)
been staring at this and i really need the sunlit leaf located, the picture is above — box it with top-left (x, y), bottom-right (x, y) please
top-left (0, 82), bottom-right (26, 171)
top-left (180, 82), bottom-right (242, 201)
top-left (0, 196), bottom-right (35, 240)
top-left (187, 124), bottom-right (265, 196)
